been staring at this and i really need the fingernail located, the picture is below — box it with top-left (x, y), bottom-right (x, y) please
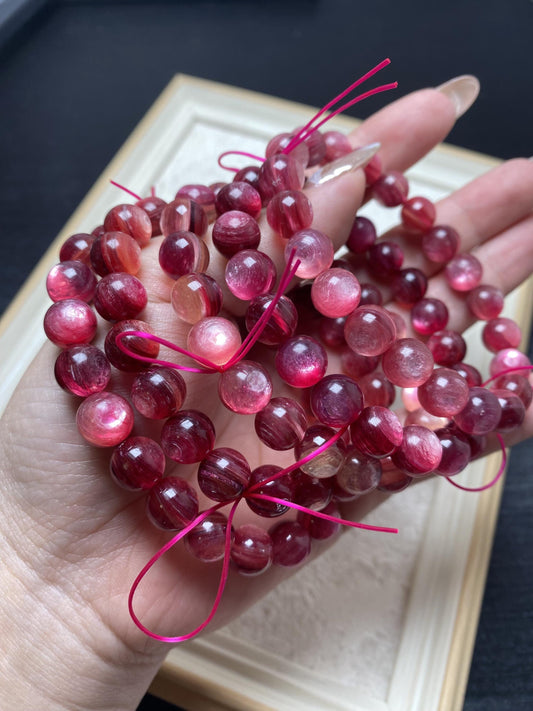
top-left (307, 143), bottom-right (381, 186)
top-left (435, 75), bottom-right (480, 118)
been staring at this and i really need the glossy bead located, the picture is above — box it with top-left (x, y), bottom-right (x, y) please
top-left (91, 225), bottom-right (105, 237)
top-left (311, 268), bottom-right (361, 318)
top-left (54, 345), bottom-right (111, 396)
top-left (401, 196), bottom-right (436, 231)
top-left (346, 215), bottom-right (377, 253)
top-left (453, 387), bottom-right (502, 435)
top-left (391, 268), bottom-right (427, 305)
top-left (434, 427), bottom-right (471, 476)
top-left (185, 512), bottom-right (230, 562)
top-left (275, 335), bottom-right (327, 388)
top-left (297, 501), bottom-right (341, 541)
top-left (350, 406), bottom-right (403, 458)
top-left (146, 476), bottom-right (199, 531)
top-left (90, 231), bottom-right (141, 276)
top-left (233, 165), bottom-right (261, 188)
top-left (254, 397), bottom-right (307, 450)
top-left (489, 348), bottom-right (531, 377)
top-left (257, 153), bottom-right (305, 203)
top-left (161, 410), bottom-right (216, 463)
top-left (411, 298), bottom-right (449, 335)
top-left (292, 469), bottom-right (333, 510)
top-left (266, 189), bottom-right (313, 240)
top-left (131, 367), bottom-right (186, 419)
top-left (340, 348), bottom-right (379, 378)
top-left (377, 466), bottom-right (412, 493)
top-left (382, 338), bottom-right (433, 387)
top-left (359, 282), bottom-right (383, 306)
top-left (319, 316), bottom-right (347, 349)
top-left (364, 153), bottom-right (382, 186)
top-left (44, 299), bottom-right (97, 348)
top-left (358, 372), bottom-right (396, 407)
top-left (171, 273), bottom-right (222, 324)
top-left (367, 241), bottom-right (404, 278)
top-left (198, 447), bottom-right (251, 502)
top-left (187, 316), bottom-right (241, 366)
top-left (372, 171), bottom-right (409, 207)
top-left (231, 525), bottom-right (273, 576)
top-left (482, 317), bottom-right (522, 352)
top-left (245, 294), bottom-right (297, 345)
top-left (295, 425), bottom-right (345, 479)
top-left (159, 231), bottom-right (209, 279)
top-left (136, 196), bottom-right (167, 236)
top-left (225, 250), bottom-right (276, 300)
top-left (491, 373), bottom-right (532, 409)
top-left (46, 261), bottom-right (97, 303)
top-left (215, 181), bottom-right (262, 218)
top-left (212, 210), bottom-right (261, 257)
top-left (94, 273), bottom-right (147, 321)
top-left (59, 232), bottom-right (95, 265)
top-left (323, 130), bottom-right (352, 161)
top-left (296, 126), bottom-right (326, 166)
top-left (176, 184), bottom-right (216, 221)
top-left (422, 225), bottom-right (460, 263)
top-left (417, 367), bottom-right (470, 417)
top-left (336, 447), bottom-right (382, 495)
top-left (467, 284), bottom-right (504, 320)
top-left (246, 465), bottom-right (293, 517)
top-left (445, 253), bottom-right (483, 291)
top-left (492, 389), bottom-right (526, 432)
top-left (284, 228), bottom-right (334, 278)
top-left (451, 362), bottom-right (483, 387)
top-left (76, 392), bottom-right (134, 447)
top-left (104, 204), bottom-right (152, 246)
top-left (427, 330), bottom-right (467, 367)
top-left (110, 436), bottom-right (165, 491)
top-left (104, 319), bottom-right (159, 372)
top-left (160, 197), bottom-right (208, 238)
top-left (391, 425), bottom-right (442, 476)
top-left (344, 306), bottom-right (396, 356)
top-left (310, 374), bottom-right (363, 427)
top-left (218, 360), bottom-right (272, 414)
top-left (388, 310), bottom-right (407, 339)
top-left (265, 132), bottom-right (309, 167)
top-left (270, 521), bottom-right (311, 567)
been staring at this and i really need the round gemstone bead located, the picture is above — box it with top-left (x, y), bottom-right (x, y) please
top-left (59, 232), bottom-right (95, 265)
top-left (284, 228), bottom-right (334, 278)
top-left (427, 330), bottom-right (467, 367)
top-left (231, 525), bottom-right (273, 576)
top-left (110, 436), bottom-right (165, 491)
top-left (265, 132), bottom-right (309, 166)
top-left (310, 374), bottom-right (363, 427)
top-left (104, 319), bottom-right (159, 372)
top-left (257, 153), bottom-right (305, 203)
top-left (54, 345), bottom-right (111, 396)
top-left (404, 408), bottom-right (449, 431)
top-left (445, 253), bottom-right (483, 291)
top-left (422, 225), bottom-right (460, 263)
top-left (187, 316), bottom-right (241, 366)
top-left (311, 268), bottom-right (361, 318)
top-left (44, 299), bottom-right (97, 348)
top-left (197, 447), bottom-right (251, 502)
top-left (275, 335), bottom-right (327, 388)
top-left (158, 231), bottom-right (210, 279)
top-left (323, 130), bottom-right (352, 161)
top-left (490, 373), bottom-right (532, 409)
top-left (292, 469), bottom-right (333, 511)
top-left (46, 261), bottom-right (97, 303)
top-left (467, 284), bottom-right (504, 320)
top-left (489, 348), bottom-right (531, 378)
top-left (350, 406), bottom-right (403, 458)
top-left (391, 268), bottom-right (428, 305)
top-left (266, 189), bottom-right (313, 239)
top-left (225, 250), bottom-right (276, 300)
top-left (367, 241), bottom-right (404, 278)
top-left (76, 392), bottom-right (134, 447)
top-left (297, 501), bottom-right (342, 541)
top-left (212, 210), bottom-right (261, 257)
top-left (417, 367), bottom-right (470, 417)
top-left (453, 387), bottom-right (502, 435)
top-left (401, 196), bottom-right (436, 231)
top-left (382, 337), bottom-right (434, 387)
top-left (340, 348), bottom-right (379, 378)
top-left (233, 165), bottom-right (261, 188)
top-left (171, 273), bottom-right (222, 324)
top-left (377, 462), bottom-right (412, 492)
top-left (391, 425), bottom-right (442, 476)
top-left (358, 372), bottom-right (396, 407)
top-left (492, 389), bottom-right (526, 432)
top-left (364, 153), bottom-right (382, 186)
top-left (372, 171), bottom-right (409, 207)
top-left (359, 282), bottom-right (384, 306)
top-left (270, 521), bottom-right (311, 567)
top-left (296, 126), bottom-right (326, 166)
top-left (218, 360), bottom-right (272, 414)
top-left (160, 197), bottom-right (208, 238)
top-left (246, 465), bottom-right (293, 517)
top-left (90, 231), bottom-right (141, 276)
top-left (411, 298), bottom-right (449, 335)
top-left (434, 427), bottom-right (471, 476)
top-left (344, 306), bottom-right (396, 356)
top-left (319, 316), bottom-right (347, 349)
top-left (254, 397), bottom-right (308, 450)
top-left (336, 447), bottom-right (382, 495)
top-left (92, 225), bottom-right (105, 237)
top-left (176, 184), bottom-right (216, 221)
top-left (146, 476), bottom-right (199, 531)
top-left (482, 317), bottom-right (522, 352)
top-left (346, 216), bottom-right (377, 253)
top-left (295, 425), bottom-right (345, 479)
top-left (185, 512), bottom-right (230, 562)
top-left (215, 181), bottom-right (262, 218)
top-left (131, 367), bottom-right (186, 419)
top-left (136, 196), bottom-right (167, 236)
top-left (451, 362), bottom-right (483, 387)
top-left (161, 410), bottom-right (216, 464)
top-left (245, 294), bottom-right (297, 345)
top-left (94, 273), bottom-right (147, 321)
top-left (104, 204), bottom-right (152, 247)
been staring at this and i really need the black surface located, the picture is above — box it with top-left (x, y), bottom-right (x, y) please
top-left (1, 2), bottom-right (531, 710)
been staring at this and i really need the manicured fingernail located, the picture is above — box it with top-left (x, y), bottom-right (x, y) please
top-left (307, 143), bottom-right (381, 186)
top-left (435, 75), bottom-right (480, 118)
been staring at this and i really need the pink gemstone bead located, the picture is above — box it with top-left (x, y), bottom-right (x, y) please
top-left (451, 362), bottom-right (483, 387)
top-left (92, 225), bottom-right (105, 237)
top-left (161, 410), bottom-right (215, 463)
top-left (266, 189), bottom-right (313, 240)
top-left (104, 204), bottom-right (152, 246)
top-left (346, 216), bottom-right (377, 253)
top-left (218, 360), bottom-right (272, 414)
top-left (336, 447), bottom-right (382, 495)
top-left (367, 241), bottom-right (404, 278)
top-left (391, 268), bottom-right (427, 305)
top-left (311, 268), bottom-right (361, 318)
top-left (246, 465), bottom-right (293, 517)
top-left (417, 367), bottom-right (470, 417)
top-left (76, 391), bottom-right (134, 447)
top-left (54, 345), bottom-right (111, 396)
top-left (284, 228), bottom-right (334, 278)
top-left (231, 525), bottom-right (273, 576)
top-left (104, 319), bottom-right (159, 372)
top-left (358, 372), bottom-right (396, 407)
top-left (422, 225), bottom-right (460, 263)
top-left (257, 153), bottom-right (305, 203)
top-left (159, 231), bottom-right (209, 279)
top-left (388, 310), bottom-right (407, 339)
top-left (411, 298), bottom-right (449, 335)
top-left (467, 284), bottom-right (504, 320)
top-left (275, 335), bottom-right (327, 388)
top-left (254, 397), bottom-right (308, 450)
top-left (377, 465), bottom-right (411, 493)
top-left (492, 389), bottom-right (526, 432)
top-left (434, 427), bottom-right (471, 476)
top-left (187, 316), bottom-right (241, 366)
top-left (295, 424), bottom-right (345, 479)
top-left (310, 374), bottom-right (363, 427)
top-left (171, 273), bottom-right (222, 324)
top-left (344, 306), bottom-right (396, 356)
top-left (245, 294), bottom-right (297, 345)
top-left (489, 348), bottom-right (531, 378)
top-left (292, 469), bottom-right (333, 511)
top-left (198, 447), bottom-right (251, 502)
top-left (265, 132), bottom-right (309, 167)
top-left (212, 210), bottom-right (261, 257)
top-left (136, 196), bottom-right (167, 236)
top-left (341, 348), bottom-right (380, 378)
top-left (482, 317), bottom-right (522, 352)
top-left (44, 299), bottom-right (97, 348)
top-left (160, 197), bottom-right (208, 238)
top-left (110, 436), bottom-right (165, 491)
top-left (46, 261), bottom-right (97, 303)
top-left (225, 249), bottom-right (276, 300)
top-left (185, 512), bottom-right (231, 562)
top-left (176, 184), bottom-right (216, 221)
top-left (364, 153), bottom-right (382, 186)
top-left (90, 231), bottom-right (141, 276)
top-left (323, 130), bottom-right (352, 161)
top-left (94, 273), bottom-right (147, 321)
top-left (131, 367), bottom-right (186, 419)
top-left (382, 337), bottom-right (434, 387)
top-left (233, 165), bottom-right (261, 188)
top-left (350, 406), bottom-right (403, 458)
top-left (445, 253), bottom-right (483, 291)
top-left (297, 501), bottom-right (342, 541)
top-left (215, 181), bottom-right (262, 218)
top-left (270, 521), bottom-right (311, 567)
top-left (59, 233), bottom-right (95, 265)
top-left (360, 282), bottom-right (384, 306)
top-left (372, 171), bottom-right (409, 207)
top-left (391, 425), bottom-right (442, 476)
top-left (319, 316), bottom-right (347, 349)
top-left (146, 476), bottom-right (199, 531)
top-left (453, 387), bottom-right (502, 435)
top-left (295, 126), bottom-right (327, 166)
top-left (491, 374), bottom-right (532, 409)
top-left (404, 408), bottom-right (449, 431)
top-left (401, 196), bottom-right (436, 232)
top-left (427, 330), bottom-right (467, 367)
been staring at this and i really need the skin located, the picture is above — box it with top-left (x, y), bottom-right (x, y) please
top-left (1, 84), bottom-right (532, 711)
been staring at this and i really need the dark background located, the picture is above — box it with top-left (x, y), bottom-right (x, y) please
top-left (0, 2), bottom-right (531, 710)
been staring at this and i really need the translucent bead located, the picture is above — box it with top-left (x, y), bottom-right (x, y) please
top-left (434, 427), bottom-right (471, 476)
top-left (336, 447), bottom-right (382, 495)
top-left (215, 181), bottom-right (262, 218)
top-left (388, 310), bottom-right (407, 339)
top-left (295, 126), bottom-right (327, 166)
top-left (146, 476), bottom-right (199, 530)
top-left (490, 373), bottom-right (532, 409)
top-left (233, 165), bottom-right (261, 188)
top-left (297, 500), bottom-right (342, 541)
top-left (295, 425), bottom-right (345, 479)
top-left (401, 196), bottom-right (436, 232)
top-left (391, 268), bottom-right (427, 305)
top-left (110, 436), bottom-right (165, 491)
top-left (171, 273), bottom-right (222, 324)
top-left (391, 425), bottom-right (442, 476)
top-left (187, 316), bottom-right (241, 366)
top-left (266, 189), bottom-right (313, 240)
top-left (367, 241), bottom-right (404, 278)
top-left (131, 367), bottom-right (186, 419)
top-left (270, 521), bottom-right (311, 567)
top-left (54, 345), bottom-right (111, 396)
top-left (360, 282), bottom-right (384, 306)
top-left (427, 330), bottom-right (467, 367)
top-left (467, 284), bottom-right (504, 320)
top-left (90, 231), bottom-right (141, 276)
top-left (92, 224), bottom-right (105, 237)
top-left (212, 210), bottom-right (261, 257)
top-left (323, 130), bottom-right (352, 161)
top-left (103, 204), bottom-right (152, 247)
top-left (160, 197), bottom-right (208, 238)
top-left (422, 225), bottom-right (460, 263)
top-left (319, 316), bottom-right (347, 349)
top-left (161, 409), bottom-right (216, 463)
top-left (76, 392), bottom-right (134, 447)
top-left (453, 387), bottom-right (502, 435)
top-left (185, 512), bottom-right (230, 562)
top-left (482, 317), bottom-right (522, 352)
top-left (231, 525), bottom-right (273, 576)
top-left (445, 253), bottom-right (483, 291)
top-left (136, 196), bottom-right (167, 236)
top-left (218, 360), bottom-right (272, 414)
top-left (159, 231), bottom-right (209, 279)
top-left (346, 216), bottom-right (377, 253)
top-left (492, 389), bottom-right (526, 432)
top-left (411, 298), bottom-right (449, 335)
top-left (94, 273), bottom-right (147, 321)
top-left (257, 153), bottom-right (305, 203)
top-left (284, 228), bottom-right (334, 278)
top-left (404, 408), bottom-right (449, 431)
top-left (340, 347), bottom-right (379, 378)
top-left (417, 367), bottom-right (470, 417)
top-left (344, 306), bottom-right (396, 356)
top-left (225, 250), bottom-right (276, 300)
top-left (44, 299), bottom-right (97, 348)
top-left (104, 319), bottom-right (159, 372)
top-left (372, 171), bottom-right (409, 207)
top-left (310, 374), bottom-right (363, 427)
top-left (59, 232), bottom-right (95, 265)
top-left (245, 294), bottom-right (297, 345)
top-left (358, 372), bottom-right (396, 407)
top-left (275, 335), bottom-right (327, 388)
top-left (291, 468), bottom-right (333, 510)
top-left (246, 465), bottom-right (293, 517)
top-left (377, 465), bottom-right (411, 493)
top-left (46, 261), bottom-right (97, 303)
top-left (254, 396), bottom-right (308, 450)
top-left (265, 132), bottom-right (309, 167)
top-left (489, 348), bottom-right (531, 377)
top-left (364, 153), bottom-right (382, 186)
top-left (382, 338), bottom-right (434, 387)
top-left (349, 406), bottom-right (403, 458)
top-left (198, 447), bottom-right (251, 502)
top-left (311, 268), bottom-right (361, 318)
top-left (176, 184), bottom-right (216, 222)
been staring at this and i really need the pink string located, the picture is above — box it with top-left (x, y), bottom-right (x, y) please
top-left (115, 331), bottom-right (221, 373)
top-left (150, 186), bottom-right (156, 197)
top-left (109, 180), bottom-right (142, 201)
top-left (482, 364), bottom-right (533, 387)
top-left (218, 150), bottom-right (265, 173)
top-left (445, 433), bottom-right (507, 493)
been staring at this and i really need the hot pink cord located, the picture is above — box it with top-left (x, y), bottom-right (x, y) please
top-left (109, 179), bottom-right (142, 201)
